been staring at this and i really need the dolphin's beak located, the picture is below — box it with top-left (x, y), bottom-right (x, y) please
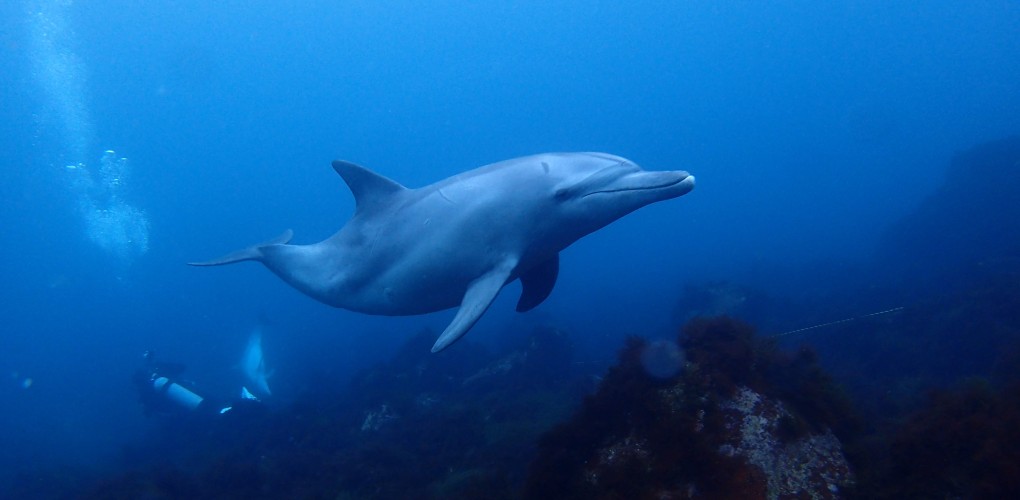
top-left (676, 173), bottom-right (695, 195)
top-left (584, 170), bottom-right (695, 198)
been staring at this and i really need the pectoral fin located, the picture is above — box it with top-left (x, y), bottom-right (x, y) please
top-left (432, 261), bottom-right (516, 353)
top-left (516, 254), bottom-right (559, 312)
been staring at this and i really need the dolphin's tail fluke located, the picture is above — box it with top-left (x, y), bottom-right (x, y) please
top-left (188, 230), bottom-right (294, 266)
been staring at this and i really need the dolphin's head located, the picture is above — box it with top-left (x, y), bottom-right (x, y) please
top-left (547, 153), bottom-right (694, 234)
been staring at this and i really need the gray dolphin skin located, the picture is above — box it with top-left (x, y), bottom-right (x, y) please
top-left (190, 153), bottom-right (695, 352)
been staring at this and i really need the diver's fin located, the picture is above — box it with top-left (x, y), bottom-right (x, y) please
top-left (240, 386), bottom-right (259, 401)
top-left (432, 260), bottom-right (516, 353)
top-left (332, 160), bottom-right (406, 214)
top-left (188, 230), bottom-right (294, 266)
top-left (516, 254), bottom-right (559, 312)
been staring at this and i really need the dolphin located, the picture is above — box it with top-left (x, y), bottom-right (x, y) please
top-left (191, 153), bottom-right (694, 352)
top-left (241, 326), bottom-right (272, 396)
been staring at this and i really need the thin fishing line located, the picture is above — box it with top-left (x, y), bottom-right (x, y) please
top-left (772, 307), bottom-right (905, 338)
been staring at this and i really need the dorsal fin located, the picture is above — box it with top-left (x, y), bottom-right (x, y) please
top-left (332, 160), bottom-right (406, 212)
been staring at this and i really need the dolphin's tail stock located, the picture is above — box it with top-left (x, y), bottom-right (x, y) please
top-left (188, 230), bottom-right (294, 266)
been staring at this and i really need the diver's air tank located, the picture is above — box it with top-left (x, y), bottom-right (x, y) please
top-left (152, 376), bottom-right (204, 410)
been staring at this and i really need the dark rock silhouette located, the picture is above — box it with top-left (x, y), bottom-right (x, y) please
top-left (879, 135), bottom-right (1020, 290)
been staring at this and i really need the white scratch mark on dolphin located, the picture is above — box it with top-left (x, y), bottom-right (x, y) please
top-left (438, 188), bottom-right (455, 205)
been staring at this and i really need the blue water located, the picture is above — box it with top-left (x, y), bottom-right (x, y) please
top-left (1, 0), bottom-right (1019, 492)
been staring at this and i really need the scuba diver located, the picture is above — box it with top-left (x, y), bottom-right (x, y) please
top-left (133, 350), bottom-right (261, 418)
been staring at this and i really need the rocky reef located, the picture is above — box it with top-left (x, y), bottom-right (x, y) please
top-left (876, 380), bottom-right (1020, 498)
top-left (45, 315), bottom-right (867, 500)
top-left (526, 317), bottom-right (857, 499)
top-left (71, 327), bottom-right (587, 499)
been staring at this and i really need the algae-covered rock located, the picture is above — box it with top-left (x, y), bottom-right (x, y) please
top-left (527, 317), bottom-right (857, 499)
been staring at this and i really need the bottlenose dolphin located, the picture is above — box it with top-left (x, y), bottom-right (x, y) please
top-left (191, 153), bottom-right (694, 352)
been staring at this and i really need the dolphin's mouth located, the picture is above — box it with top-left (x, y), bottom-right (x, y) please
top-left (583, 173), bottom-right (694, 197)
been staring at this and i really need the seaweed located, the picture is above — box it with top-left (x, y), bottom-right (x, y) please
top-left (872, 380), bottom-right (1020, 498)
top-left (527, 316), bottom-right (858, 499)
